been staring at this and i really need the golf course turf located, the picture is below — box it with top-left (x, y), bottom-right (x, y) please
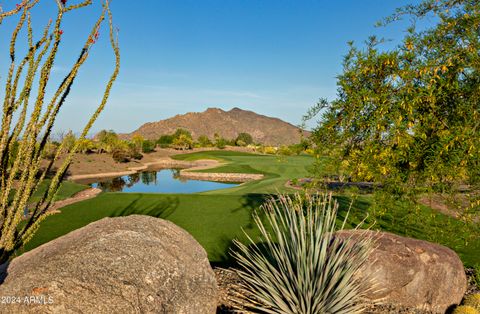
top-left (20, 151), bottom-right (480, 267)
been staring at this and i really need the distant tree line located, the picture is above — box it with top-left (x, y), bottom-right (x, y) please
top-left (32, 128), bottom-right (314, 165)
top-left (156, 129), bottom-right (254, 150)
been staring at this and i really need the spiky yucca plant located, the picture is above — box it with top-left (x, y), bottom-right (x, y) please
top-left (232, 193), bottom-right (376, 314)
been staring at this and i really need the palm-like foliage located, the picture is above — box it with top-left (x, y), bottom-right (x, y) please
top-left (232, 193), bottom-right (376, 314)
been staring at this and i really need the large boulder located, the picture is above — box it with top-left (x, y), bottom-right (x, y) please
top-left (335, 230), bottom-right (467, 313)
top-left (0, 215), bottom-right (217, 313)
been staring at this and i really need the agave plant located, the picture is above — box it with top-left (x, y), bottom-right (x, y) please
top-left (232, 193), bottom-right (376, 314)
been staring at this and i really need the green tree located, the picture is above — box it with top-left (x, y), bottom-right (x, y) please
top-left (214, 133), bottom-right (227, 149)
top-left (131, 134), bottom-right (144, 152)
top-left (141, 139), bottom-right (155, 153)
top-left (173, 128), bottom-right (192, 140)
top-left (172, 129), bottom-right (194, 150)
top-left (197, 135), bottom-right (212, 147)
top-left (308, 0), bottom-right (480, 209)
top-left (96, 129), bottom-right (119, 153)
top-left (0, 0), bottom-right (119, 263)
top-left (76, 138), bottom-right (95, 154)
top-left (157, 134), bottom-right (174, 148)
top-left (172, 134), bottom-right (193, 150)
top-left (235, 132), bottom-right (253, 146)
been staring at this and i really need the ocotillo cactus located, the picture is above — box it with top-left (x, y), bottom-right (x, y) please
top-left (0, 0), bottom-right (120, 264)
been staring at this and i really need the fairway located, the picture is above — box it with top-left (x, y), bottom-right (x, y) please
top-left (22, 151), bottom-right (480, 267)
top-left (172, 150), bottom-right (314, 194)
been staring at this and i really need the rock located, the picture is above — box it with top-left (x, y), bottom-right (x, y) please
top-left (335, 230), bottom-right (467, 313)
top-left (0, 215), bottom-right (217, 313)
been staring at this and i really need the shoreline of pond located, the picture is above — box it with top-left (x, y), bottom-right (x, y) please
top-left (68, 157), bottom-right (264, 185)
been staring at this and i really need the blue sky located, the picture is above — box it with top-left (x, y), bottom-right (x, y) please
top-left (0, 0), bottom-right (424, 134)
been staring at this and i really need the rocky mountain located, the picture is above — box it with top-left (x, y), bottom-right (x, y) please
top-left (122, 107), bottom-right (306, 145)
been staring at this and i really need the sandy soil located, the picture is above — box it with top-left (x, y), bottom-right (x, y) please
top-left (48, 187), bottom-right (102, 214)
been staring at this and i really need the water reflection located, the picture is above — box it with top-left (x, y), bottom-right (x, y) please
top-left (92, 169), bottom-right (236, 194)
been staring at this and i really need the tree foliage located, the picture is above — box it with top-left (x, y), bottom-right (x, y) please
top-left (235, 132), bottom-right (253, 146)
top-left (310, 0), bottom-right (480, 207)
top-left (96, 129), bottom-right (119, 153)
top-left (157, 134), bottom-right (174, 148)
top-left (197, 134), bottom-right (212, 147)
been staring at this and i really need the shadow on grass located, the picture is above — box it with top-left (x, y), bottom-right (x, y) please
top-left (108, 194), bottom-right (179, 219)
top-left (212, 193), bottom-right (268, 268)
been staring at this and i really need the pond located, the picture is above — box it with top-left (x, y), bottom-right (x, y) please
top-left (87, 169), bottom-right (238, 193)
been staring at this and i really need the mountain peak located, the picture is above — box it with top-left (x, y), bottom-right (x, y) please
top-left (204, 107), bottom-right (225, 113)
top-left (124, 108), bottom-right (305, 145)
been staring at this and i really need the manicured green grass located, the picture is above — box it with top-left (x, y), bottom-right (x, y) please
top-left (20, 193), bottom-right (267, 265)
top-left (335, 195), bottom-right (480, 266)
top-left (171, 150), bottom-right (260, 161)
top-left (22, 150), bottom-right (480, 267)
top-left (30, 180), bottom-right (89, 202)
top-left (175, 151), bottom-right (314, 194)
top-left (8, 180), bottom-right (88, 204)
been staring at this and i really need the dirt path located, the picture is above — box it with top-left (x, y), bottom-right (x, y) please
top-left (49, 188), bottom-right (102, 214)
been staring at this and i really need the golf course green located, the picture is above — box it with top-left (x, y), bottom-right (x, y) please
top-left (20, 151), bottom-right (480, 267)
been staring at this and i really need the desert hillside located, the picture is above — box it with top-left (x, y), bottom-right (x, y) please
top-left (122, 107), bottom-right (306, 145)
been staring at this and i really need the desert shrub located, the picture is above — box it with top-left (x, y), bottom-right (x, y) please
top-left (172, 134), bottom-right (193, 150)
top-left (214, 135), bottom-right (227, 149)
top-left (96, 129), bottom-right (120, 153)
top-left (142, 140), bottom-right (155, 153)
top-left (305, 148), bottom-right (315, 156)
top-left (288, 142), bottom-right (308, 155)
top-left (232, 193), bottom-right (375, 314)
top-left (464, 294), bottom-right (480, 310)
top-left (261, 145), bottom-right (277, 155)
top-left (131, 151), bottom-right (143, 160)
top-left (278, 145), bottom-right (294, 156)
top-left (235, 132), bottom-right (253, 146)
top-left (77, 138), bottom-right (95, 154)
top-left (112, 150), bottom-right (130, 163)
top-left (197, 135), bottom-right (212, 147)
top-left (173, 128), bottom-right (192, 139)
top-left (453, 305), bottom-right (479, 314)
top-left (131, 134), bottom-right (144, 151)
top-left (235, 139), bottom-right (246, 147)
top-left (157, 134), bottom-right (174, 148)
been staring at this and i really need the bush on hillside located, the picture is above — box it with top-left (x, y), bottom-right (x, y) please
top-left (214, 134), bottom-right (227, 149)
top-left (173, 134), bottom-right (193, 150)
top-left (197, 135), bottom-right (213, 147)
top-left (235, 132), bottom-right (253, 146)
top-left (112, 150), bottom-right (130, 163)
top-left (278, 145), bottom-right (294, 156)
top-left (142, 140), bottom-right (155, 153)
top-left (157, 134), bottom-right (174, 148)
top-left (77, 138), bottom-right (95, 154)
